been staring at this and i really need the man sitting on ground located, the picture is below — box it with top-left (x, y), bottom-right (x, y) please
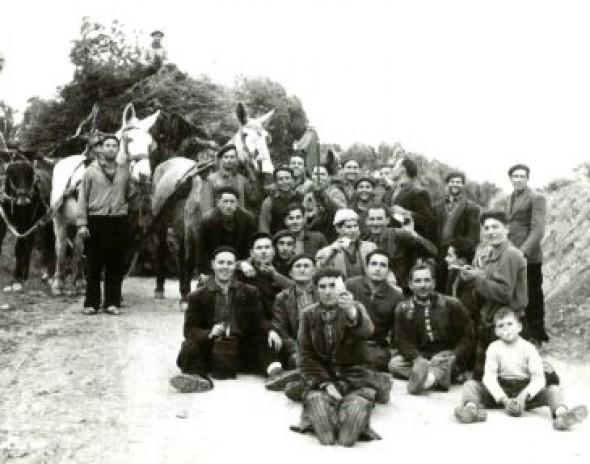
top-left (346, 250), bottom-right (404, 372)
top-left (170, 247), bottom-right (283, 392)
top-left (390, 261), bottom-right (475, 394)
top-left (266, 254), bottom-right (318, 395)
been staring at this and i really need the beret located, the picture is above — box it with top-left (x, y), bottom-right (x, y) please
top-left (480, 210), bottom-right (508, 225)
top-left (217, 144), bottom-right (237, 159)
top-left (508, 164), bottom-right (530, 177)
top-left (272, 230), bottom-right (296, 244)
top-left (353, 177), bottom-right (376, 189)
top-left (333, 208), bottom-right (359, 226)
top-left (286, 253), bottom-right (316, 273)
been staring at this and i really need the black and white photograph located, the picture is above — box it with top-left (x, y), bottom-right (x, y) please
top-left (0, 1), bottom-right (588, 462)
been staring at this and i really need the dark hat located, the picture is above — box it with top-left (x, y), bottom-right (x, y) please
top-left (445, 171), bottom-right (466, 184)
top-left (248, 231), bottom-right (273, 250)
top-left (508, 164), bottom-right (530, 177)
top-left (286, 253), bottom-right (315, 273)
top-left (217, 144), bottom-right (237, 159)
top-left (151, 30), bottom-right (164, 37)
top-left (272, 229), bottom-right (296, 245)
top-left (353, 176), bottom-right (376, 189)
top-left (211, 246), bottom-right (237, 261)
top-left (480, 210), bottom-right (508, 225)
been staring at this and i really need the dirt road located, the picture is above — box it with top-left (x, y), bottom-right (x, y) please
top-left (0, 278), bottom-right (588, 463)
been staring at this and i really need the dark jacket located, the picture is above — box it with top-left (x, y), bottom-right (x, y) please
top-left (345, 276), bottom-right (403, 346)
top-left (365, 227), bottom-right (437, 289)
top-left (394, 293), bottom-right (475, 369)
top-left (434, 195), bottom-right (481, 260)
top-left (183, 279), bottom-right (267, 345)
top-left (298, 301), bottom-right (374, 388)
top-left (384, 182), bottom-right (435, 242)
top-left (272, 285), bottom-right (316, 357)
top-left (196, 207), bottom-right (257, 274)
top-left (505, 187), bottom-right (546, 264)
top-left (298, 230), bottom-right (328, 258)
top-left (236, 262), bottom-right (293, 321)
top-left (471, 241), bottom-right (528, 326)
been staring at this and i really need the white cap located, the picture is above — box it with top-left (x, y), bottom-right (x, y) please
top-left (333, 208), bottom-right (359, 226)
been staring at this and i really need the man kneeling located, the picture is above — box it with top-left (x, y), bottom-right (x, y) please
top-left (291, 268), bottom-right (387, 446)
top-left (170, 246), bottom-right (281, 393)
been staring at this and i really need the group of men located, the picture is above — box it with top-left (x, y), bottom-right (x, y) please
top-left (161, 146), bottom-right (587, 446)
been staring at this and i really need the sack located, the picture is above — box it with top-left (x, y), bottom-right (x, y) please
top-left (211, 336), bottom-right (240, 379)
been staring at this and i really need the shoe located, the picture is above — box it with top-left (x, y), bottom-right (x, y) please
top-left (104, 306), bottom-right (121, 315)
top-left (506, 399), bottom-right (523, 417)
top-left (285, 380), bottom-right (305, 402)
top-left (82, 307), bottom-right (99, 315)
top-left (454, 404), bottom-right (487, 424)
top-left (170, 373), bottom-right (213, 393)
top-left (553, 405), bottom-right (588, 431)
top-left (265, 370), bottom-right (300, 391)
top-left (408, 358), bottom-right (430, 394)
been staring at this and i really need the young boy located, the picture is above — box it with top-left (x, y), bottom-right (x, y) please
top-left (454, 307), bottom-right (587, 430)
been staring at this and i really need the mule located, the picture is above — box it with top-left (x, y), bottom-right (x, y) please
top-left (151, 103), bottom-right (274, 308)
top-left (0, 148), bottom-right (55, 291)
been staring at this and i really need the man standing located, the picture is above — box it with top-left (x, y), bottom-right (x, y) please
top-left (390, 262), bottom-right (475, 394)
top-left (505, 164), bottom-right (548, 345)
top-left (346, 250), bottom-right (404, 372)
top-left (340, 159), bottom-right (361, 202)
top-left (434, 172), bottom-right (481, 293)
top-left (196, 187), bottom-right (257, 276)
top-left (289, 154), bottom-right (314, 195)
top-left (77, 135), bottom-right (130, 315)
top-left (384, 158), bottom-right (435, 242)
top-left (171, 247), bottom-right (279, 393)
top-left (292, 268), bottom-right (385, 447)
top-left (207, 145), bottom-right (261, 211)
top-left (259, 166), bottom-right (303, 235)
top-left (458, 211), bottom-right (528, 380)
top-left (283, 203), bottom-right (328, 257)
top-left (349, 177), bottom-right (376, 223)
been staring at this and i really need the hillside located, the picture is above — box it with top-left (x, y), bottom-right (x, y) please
top-left (542, 176), bottom-right (590, 359)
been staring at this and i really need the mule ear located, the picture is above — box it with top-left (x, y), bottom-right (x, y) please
top-left (122, 103), bottom-right (137, 128)
top-left (139, 110), bottom-right (161, 130)
top-left (236, 102), bottom-right (248, 125)
top-left (326, 149), bottom-right (339, 176)
top-left (256, 109), bottom-right (274, 128)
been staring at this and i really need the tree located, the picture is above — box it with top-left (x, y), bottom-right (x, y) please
top-left (0, 101), bottom-right (15, 142)
top-left (343, 142), bottom-right (377, 171)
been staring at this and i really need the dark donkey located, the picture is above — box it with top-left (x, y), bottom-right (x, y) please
top-left (0, 148), bottom-right (55, 291)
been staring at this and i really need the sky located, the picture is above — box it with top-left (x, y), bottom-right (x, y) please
top-left (1, 0), bottom-right (589, 190)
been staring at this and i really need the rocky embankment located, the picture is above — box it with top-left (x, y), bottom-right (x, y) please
top-left (542, 176), bottom-right (590, 359)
